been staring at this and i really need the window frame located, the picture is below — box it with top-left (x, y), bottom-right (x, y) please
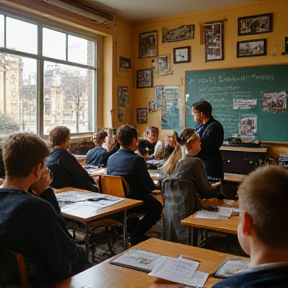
top-left (0, 9), bottom-right (101, 138)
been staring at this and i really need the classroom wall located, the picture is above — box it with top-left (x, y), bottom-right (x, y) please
top-left (0, 0), bottom-right (133, 130)
top-left (1, 0), bottom-right (288, 158)
top-left (130, 0), bottom-right (288, 158)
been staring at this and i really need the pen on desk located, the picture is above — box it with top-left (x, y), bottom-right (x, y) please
top-left (178, 255), bottom-right (202, 263)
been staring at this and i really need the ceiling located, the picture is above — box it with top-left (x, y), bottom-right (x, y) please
top-left (80, 0), bottom-right (263, 22)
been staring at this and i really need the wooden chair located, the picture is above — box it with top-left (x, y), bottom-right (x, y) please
top-left (98, 175), bottom-right (145, 241)
top-left (98, 175), bottom-right (129, 197)
top-left (0, 247), bottom-right (30, 288)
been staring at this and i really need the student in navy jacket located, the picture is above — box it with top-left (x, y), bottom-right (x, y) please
top-left (45, 126), bottom-right (98, 192)
top-left (0, 132), bottom-right (86, 286)
top-left (86, 130), bottom-right (119, 167)
top-left (107, 125), bottom-right (163, 246)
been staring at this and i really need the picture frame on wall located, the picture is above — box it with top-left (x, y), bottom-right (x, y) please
top-left (205, 22), bottom-right (223, 61)
top-left (137, 108), bottom-right (148, 123)
top-left (119, 56), bottom-right (131, 70)
top-left (136, 69), bottom-right (153, 88)
top-left (173, 46), bottom-right (191, 63)
top-left (238, 13), bottom-right (273, 36)
top-left (155, 55), bottom-right (170, 75)
top-left (139, 30), bottom-right (158, 58)
top-left (237, 39), bottom-right (267, 57)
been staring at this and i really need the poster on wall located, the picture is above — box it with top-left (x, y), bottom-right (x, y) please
top-left (262, 91), bottom-right (287, 112)
top-left (240, 114), bottom-right (257, 138)
top-left (137, 108), bottom-right (148, 123)
top-left (161, 86), bottom-right (182, 132)
top-left (118, 86), bottom-right (129, 122)
top-left (162, 24), bottom-right (195, 43)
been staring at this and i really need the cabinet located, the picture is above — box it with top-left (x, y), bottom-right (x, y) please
top-left (220, 145), bottom-right (268, 199)
top-left (220, 146), bottom-right (268, 175)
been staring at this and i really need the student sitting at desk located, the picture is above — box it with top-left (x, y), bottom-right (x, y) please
top-left (107, 124), bottom-right (163, 246)
top-left (213, 165), bottom-right (288, 287)
top-left (45, 126), bottom-right (98, 192)
top-left (86, 130), bottom-right (118, 167)
top-left (162, 128), bottom-right (221, 199)
top-left (136, 126), bottom-right (163, 159)
top-left (0, 132), bottom-right (86, 286)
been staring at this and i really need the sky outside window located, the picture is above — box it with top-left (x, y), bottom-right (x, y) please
top-left (6, 17), bottom-right (37, 54)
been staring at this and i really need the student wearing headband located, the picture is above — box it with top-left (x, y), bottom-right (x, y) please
top-left (162, 128), bottom-right (220, 199)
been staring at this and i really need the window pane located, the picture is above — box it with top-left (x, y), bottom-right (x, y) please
top-left (68, 35), bottom-right (95, 66)
top-left (6, 17), bottom-right (37, 54)
top-left (43, 28), bottom-right (66, 60)
top-left (44, 61), bottom-right (94, 134)
top-left (0, 53), bottom-right (37, 135)
top-left (0, 15), bottom-right (4, 47)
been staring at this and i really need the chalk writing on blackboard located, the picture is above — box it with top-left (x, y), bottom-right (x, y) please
top-left (185, 65), bottom-right (288, 142)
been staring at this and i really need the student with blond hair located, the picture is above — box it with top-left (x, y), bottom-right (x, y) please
top-left (162, 128), bottom-right (220, 199)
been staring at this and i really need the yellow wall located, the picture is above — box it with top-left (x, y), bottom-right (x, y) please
top-left (1, 0), bottom-right (288, 158)
top-left (131, 0), bottom-right (288, 144)
top-left (0, 0), bottom-right (134, 130)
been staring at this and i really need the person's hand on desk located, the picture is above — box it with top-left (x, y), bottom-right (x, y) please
top-left (30, 167), bottom-right (53, 196)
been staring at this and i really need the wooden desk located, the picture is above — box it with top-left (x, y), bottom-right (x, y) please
top-left (181, 214), bottom-right (239, 235)
top-left (224, 173), bottom-right (247, 183)
top-left (58, 238), bottom-right (246, 288)
top-left (57, 189), bottom-right (142, 259)
top-left (181, 199), bottom-right (239, 245)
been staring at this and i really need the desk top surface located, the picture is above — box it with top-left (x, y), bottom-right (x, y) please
top-left (181, 199), bottom-right (239, 234)
top-left (56, 189), bottom-right (142, 224)
top-left (58, 238), bottom-right (247, 288)
top-left (181, 214), bottom-right (239, 235)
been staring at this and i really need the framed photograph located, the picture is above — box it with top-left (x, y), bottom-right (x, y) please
top-left (136, 69), bottom-right (153, 88)
top-left (155, 55), bottom-right (170, 75)
top-left (238, 13), bottom-right (273, 36)
top-left (137, 108), bottom-right (148, 123)
top-left (173, 46), bottom-right (191, 63)
top-left (237, 39), bottom-right (267, 57)
top-left (139, 30), bottom-right (158, 58)
top-left (205, 22), bottom-right (223, 61)
top-left (119, 56), bottom-right (131, 70)
top-left (162, 24), bottom-right (195, 43)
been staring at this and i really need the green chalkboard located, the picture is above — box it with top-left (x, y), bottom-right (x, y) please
top-left (185, 65), bottom-right (288, 142)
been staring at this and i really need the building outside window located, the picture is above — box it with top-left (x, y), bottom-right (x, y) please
top-left (0, 12), bottom-right (99, 136)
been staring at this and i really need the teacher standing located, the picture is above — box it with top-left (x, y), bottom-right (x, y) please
top-left (191, 100), bottom-right (224, 181)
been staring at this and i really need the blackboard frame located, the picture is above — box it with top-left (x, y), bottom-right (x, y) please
top-left (185, 65), bottom-right (288, 143)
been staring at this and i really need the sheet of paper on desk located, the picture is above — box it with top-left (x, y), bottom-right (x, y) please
top-left (195, 207), bottom-right (232, 219)
top-left (60, 195), bottom-right (123, 211)
top-left (61, 202), bottom-right (99, 217)
top-left (147, 159), bottom-right (166, 166)
top-left (148, 256), bottom-right (208, 287)
top-left (110, 249), bottom-right (165, 272)
top-left (87, 168), bottom-right (107, 176)
top-left (56, 191), bottom-right (103, 202)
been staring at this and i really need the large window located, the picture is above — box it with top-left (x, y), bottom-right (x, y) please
top-left (0, 13), bottom-right (98, 136)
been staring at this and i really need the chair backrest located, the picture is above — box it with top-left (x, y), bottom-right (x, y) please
top-left (98, 175), bottom-right (129, 197)
top-left (0, 247), bottom-right (30, 288)
top-left (162, 178), bottom-right (202, 244)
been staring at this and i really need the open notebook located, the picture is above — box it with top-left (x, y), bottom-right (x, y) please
top-left (195, 207), bottom-right (233, 219)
